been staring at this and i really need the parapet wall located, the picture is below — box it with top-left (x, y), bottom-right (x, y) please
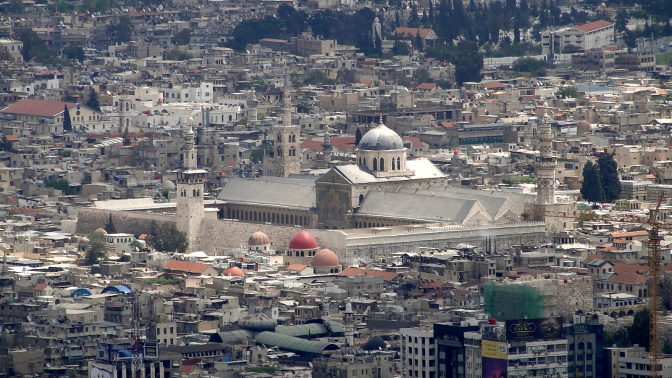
top-left (77, 208), bottom-right (547, 263)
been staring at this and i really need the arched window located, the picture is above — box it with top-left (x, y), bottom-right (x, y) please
top-left (359, 194), bottom-right (364, 205)
top-left (193, 189), bottom-right (196, 196)
top-left (277, 134), bottom-right (282, 142)
top-left (281, 214), bottom-right (285, 224)
top-left (372, 158), bottom-right (378, 171)
top-left (272, 213), bottom-right (276, 223)
top-left (363, 157), bottom-right (366, 167)
top-left (290, 147), bottom-right (296, 156)
top-left (380, 157), bottom-right (385, 171)
top-left (290, 215), bottom-right (294, 224)
top-left (397, 157), bottom-right (401, 170)
top-left (300, 251), bottom-right (304, 257)
top-left (277, 147), bottom-right (283, 157)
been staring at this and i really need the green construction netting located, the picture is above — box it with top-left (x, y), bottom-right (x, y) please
top-left (483, 283), bottom-right (544, 321)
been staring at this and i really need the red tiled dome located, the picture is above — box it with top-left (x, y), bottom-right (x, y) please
top-left (289, 230), bottom-right (318, 250)
top-left (248, 231), bottom-right (270, 246)
top-left (223, 266), bottom-right (244, 277)
top-left (311, 248), bottom-right (340, 267)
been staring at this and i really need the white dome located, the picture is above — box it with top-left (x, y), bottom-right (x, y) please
top-left (359, 123), bottom-right (403, 151)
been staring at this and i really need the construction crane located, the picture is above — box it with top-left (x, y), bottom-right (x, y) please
top-left (529, 197), bottom-right (668, 377)
top-left (131, 292), bottom-right (144, 378)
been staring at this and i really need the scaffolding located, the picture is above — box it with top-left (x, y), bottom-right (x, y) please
top-left (483, 283), bottom-right (545, 321)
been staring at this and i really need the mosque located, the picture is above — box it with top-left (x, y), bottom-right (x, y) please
top-left (77, 81), bottom-right (556, 259)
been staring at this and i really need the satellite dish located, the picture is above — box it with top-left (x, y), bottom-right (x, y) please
top-left (26, 316), bottom-right (31, 322)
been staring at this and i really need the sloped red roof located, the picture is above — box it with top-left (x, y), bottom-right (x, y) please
top-left (417, 83), bottom-right (436, 90)
top-left (286, 264), bottom-right (309, 271)
top-left (483, 81), bottom-right (507, 89)
top-left (330, 136), bottom-right (356, 151)
top-left (300, 140), bottom-right (324, 152)
top-left (2, 99), bottom-right (76, 117)
top-left (613, 263), bottom-right (648, 275)
top-left (612, 230), bottom-right (647, 238)
top-left (583, 254), bottom-right (605, 264)
top-left (575, 20), bottom-right (613, 32)
top-left (34, 283), bottom-right (48, 291)
top-left (402, 136), bottom-right (424, 148)
top-left (608, 271), bottom-right (646, 284)
top-left (163, 259), bottom-right (210, 274)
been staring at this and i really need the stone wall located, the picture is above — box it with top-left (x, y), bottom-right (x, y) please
top-left (506, 274), bottom-right (595, 319)
top-left (77, 208), bottom-right (547, 263)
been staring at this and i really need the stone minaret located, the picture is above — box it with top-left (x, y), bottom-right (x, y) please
top-left (344, 299), bottom-right (354, 347)
top-left (535, 107), bottom-right (556, 206)
top-left (176, 114), bottom-right (206, 251)
top-left (322, 128), bottom-right (332, 165)
top-left (273, 72), bottom-right (301, 177)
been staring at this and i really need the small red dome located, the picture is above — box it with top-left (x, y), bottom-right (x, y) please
top-left (289, 230), bottom-right (318, 250)
top-left (248, 231), bottom-right (270, 246)
top-left (223, 266), bottom-right (244, 277)
top-left (311, 248), bottom-right (340, 267)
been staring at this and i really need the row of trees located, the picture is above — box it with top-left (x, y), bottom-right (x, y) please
top-left (83, 218), bottom-right (188, 265)
top-left (580, 153), bottom-right (622, 203)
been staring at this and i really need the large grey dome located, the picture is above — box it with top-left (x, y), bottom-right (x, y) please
top-left (359, 123), bottom-right (404, 151)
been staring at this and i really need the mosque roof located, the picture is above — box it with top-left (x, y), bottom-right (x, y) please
top-left (223, 266), bottom-right (244, 277)
top-left (289, 230), bottom-right (318, 250)
top-left (357, 191), bottom-right (491, 224)
top-left (217, 177), bottom-right (316, 209)
top-left (358, 122), bottom-right (404, 151)
top-left (311, 249), bottom-right (339, 267)
top-left (248, 231), bottom-right (270, 246)
top-left (329, 158), bottom-right (444, 185)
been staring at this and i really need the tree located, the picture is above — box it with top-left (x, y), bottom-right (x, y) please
top-left (562, 44), bottom-right (581, 53)
top-left (580, 161), bottom-right (605, 203)
top-left (628, 308), bottom-right (649, 350)
top-left (0, 135), bottom-right (14, 152)
top-left (85, 231), bottom-right (107, 265)
top-left (86, 87), bottom-right (101, 112)
top-left (114, 16), bottom-right (132, 44)
top-left (146, 220), bottom-right (188, 253)
top-left (597, 153), bottom-right (621, 202)
top-left (512, 57), bottom-right (553, 76)
top-left (105, 214), bottom-right (117, 234)
top-left (164, 50), bottom-right (191, 61)
top-left (454, 40), bottom-right (483, 85)
top-left (250, 143), bottom-right (272, 164)
top-left (9, 0), bottom-right (25, 13)
top-left (392, 40), bottom-right (410, 56)
top-left (555, 86), bottom-right (578, 99)
top-left (19, 29), bottom-right (57, 64)
top-left (336, 68), bottom-right (357, 84)
top-left (355, 128), bottom-right (363, 146)
top-left (174, 28), bottom-right (192, 45)
top-left (46, 178), bottom-right (74, 195)
top-left (64, 44), bottom-right (85, 63)
top-left (412, 68), bottom-right (431, 85)
top-left (63, 105), bottom-right (72, 132)
top-left (304, 70), bottom-right (335, 86)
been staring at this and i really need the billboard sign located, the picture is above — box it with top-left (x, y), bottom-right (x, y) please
top-left (482, 339), bottom-right (507, 378)
top-left (505, 317), bottom-right (563, 341)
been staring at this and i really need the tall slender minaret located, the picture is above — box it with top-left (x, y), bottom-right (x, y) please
top-left (322, 127), bottom-right (332, 165)
top-left (535, 106), bottom-right (556, 206)
top-left (176, 114), bottom-right (206, 251)
top-left (273, 71), bottom-right (301, 177)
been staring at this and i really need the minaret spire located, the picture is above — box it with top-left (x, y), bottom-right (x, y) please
top-left (535, 104), bottom-right (556, 205)
top-left (283, 70), bottom-right (292, 127)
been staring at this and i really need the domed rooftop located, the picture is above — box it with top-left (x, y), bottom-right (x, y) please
top-left (363, 336), bottom-right (387, 351)
top-left (94, 228), bottom-right (108, 235)
top-left (161, 180), bottom-right (176, 191)
top-left (311, 248), bottom-right (340, 267)
top-left (239, 312), bottom-right (276, 332)
top-left (289, 230), bottom-right (318, 250)
top-left (248, 231), bottom-right (270, 246)
top-left (358, 122), bottom-right (404, 151)
top-left (223, 266), bottom-right (244, 277)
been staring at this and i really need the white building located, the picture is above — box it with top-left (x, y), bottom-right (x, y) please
top-left (606, 346), bottom-right (672, 377)
top-left (400, 327), bottom-right (437, 378)
top-left (542, 20), bottom-right (614, 55)
top-left (162, 83), bottom-right (214, 104)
